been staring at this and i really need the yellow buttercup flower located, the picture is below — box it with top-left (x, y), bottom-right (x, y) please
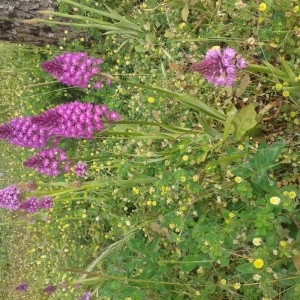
top-left (288, 191), bottom-right (296, 199)
top-left (253, 258), bottom-right (264, 269)
top-left (234, 176), bottom-right (243, 183)
top-left (279, 240), bottom-right (287, 247)
top-left (147, 97), bottom-right (155, 103)
top-left (182, 155), bottom-right (189, 161)
top-left (283, 90), bottom-right (290, 97)
top-left (258, 3), bottom-right (267, 12)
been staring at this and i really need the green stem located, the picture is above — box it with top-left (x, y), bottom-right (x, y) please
top-left (57, 0), bottom-right (143, 32)
top-left (246, 64), bottom-right (273, 74)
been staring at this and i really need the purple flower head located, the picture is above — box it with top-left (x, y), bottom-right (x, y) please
top-left (41, 52), bottom-right (107, 89)
top-left (19, 196), bottom-right (53, 213)
top-left (189, 47), bottom-right (247, 87)
top-left (16, 282), bottom-right (28, 292)
top-left (38, 197), bottom-right (53, 210)
top-left (23, 147), bottom-right (70, 177)
top-left (0, 102), bottom-right (120, 149)
top-left (0, 185), bottom-right (21, 211)
top-left (74, 162), bottom-right (87, 178)
top-left (42, 285), bottom-right (56, 295)
top-left (0, 116), bottom-right (49, 148)
top-left (78, 291), bottom-right (92, 300)
top-left (104, 111), bottom-right (120, 122)
top-left (19, 197), bottom-right (39, 213)
top-left (50, 101), bottom-right (119, 140)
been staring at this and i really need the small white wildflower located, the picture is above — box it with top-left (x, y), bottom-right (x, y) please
top-left (253, 274), bottom-right (261, 281)
top-left (252, 237), bottom-right (262, 246)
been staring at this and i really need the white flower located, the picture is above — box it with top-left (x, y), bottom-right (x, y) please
top-left (270, 196), bottom-right (281, 205)
top-left (252, 237), bottom-right (262, 246)
top-left (253, 274), bottom-right (261, 281)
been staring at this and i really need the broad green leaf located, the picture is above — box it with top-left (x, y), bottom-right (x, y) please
top-left (220, 256), bottom-right (229, 267)
top-left (231, 103), bottom-right (257, 140)
top-left (134, 44), bottom-right (147, 52)
top-left (223, 114), bottom-right (235, 140)
top-left (236, 263), bottom-right (256, 274)
top-left (281, 60), bottom-right (296, 82)
top-left (263, 61), bottom-right (289, 81)
top-left (249, 142), bottom-right (285, 177)
top-left (164, 30), bottom-right (176, 38)
top-left (180, 255), bottom-right (211, 272)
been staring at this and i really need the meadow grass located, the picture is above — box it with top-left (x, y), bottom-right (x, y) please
top-left (0, 1), bottom-right (299, 299)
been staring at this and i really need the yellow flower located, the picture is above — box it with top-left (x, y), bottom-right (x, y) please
top-left (294, 6), bottom-right (299, 13)
top-left (233, 282), bottom-right (241, 290)
top-left (275, 83), bottom-right (282, 91)
top-left (269, 196), bottom-right (281, 205)
top-left (253, 258), bottom-right (264, 269)
top-left (169, 223), bottom-right (175, 229)
top-left (238, 144), bottom-right (244, 151)
top-left (147, 97), bottom-right (155, 103)
top-left (288, 191), bottom-right (296, 199)
top-left (180, 176), bottom-right (186, 182)
top-left (220, 278), bottom-right (227, 285)
top-left (132, 187), bottom-right (140, 195)
top-left (282, 90), bottom-right (290, 97)
top-left (258, 3), bottom-right (267, 12)
top-left (178, 22), bottom-right (186, 30)
top-left (279, 240), bottom-right (287, 247)
top-left (229, 212), bottom-right (235, 218)
top-left (182, 155), bottom-right (189, 161)
top-left (234, 176), bottom-right (243, 183)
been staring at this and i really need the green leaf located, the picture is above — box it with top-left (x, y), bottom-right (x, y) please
top-left (126, 239), bottom-right (146, 255)
top-left (235, 74), bottom-right (251, 98)
top-left (223, 114), bottom-right (235, 140)
top-left (236, 263), bottom-right (255, 274)
top-left (220, 256), bottom-right (229, 267)
top-left (181, 4), bottom-right (189, 22)
top-left (249, 142), bottom-right (285, 177)
top-left (180, 255), bottom-right (211, 272)
top-left (231, 103), bottom-right (257, 140)
top-left (177, 94), bottom-right (226, 121)
top-left (281, 60), bottom-right (296, 82)
top-left (263, 61), bottom-right (289, 81)
top-left (164, 30), bottom-right (176, 38)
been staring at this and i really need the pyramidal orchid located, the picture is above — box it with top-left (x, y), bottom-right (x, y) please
top-left (0, 101), bottom-right (120, 148)
top-left (23, 147), bottom-right (71, 177)
top-left (189, 47), bottom-right (247, 87)
top-left (41, 52), bottom-right (110, 89)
